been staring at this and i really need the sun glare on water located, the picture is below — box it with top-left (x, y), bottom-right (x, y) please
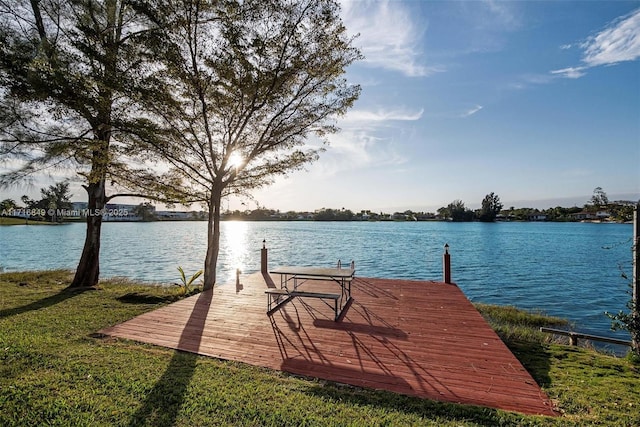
top-left (220, 220), bottom-right (250, 284)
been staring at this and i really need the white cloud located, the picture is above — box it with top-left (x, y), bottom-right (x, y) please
top-left (340, 0), bottom-right (436, 77)
top-left (582, 8), bottom-right (640, 66)
top-left (552, 8), bottom-right (640, 78)
top-left (343, 107), bottom-right (424, 123)
top-left (461, 105), bottom-right (483, 117)
top-left (325, 131), bottom-right (407, 170)
top-left (550, 66), bottom-right (586, 79)
top-left (311, 106), bottom-right (422, 175)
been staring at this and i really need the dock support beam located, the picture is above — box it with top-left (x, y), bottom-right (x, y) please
top-left (443, 243), bottom-right (451, 284)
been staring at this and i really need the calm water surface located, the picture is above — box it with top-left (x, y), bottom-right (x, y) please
top-left (0, 220), bottom-right (634, 343)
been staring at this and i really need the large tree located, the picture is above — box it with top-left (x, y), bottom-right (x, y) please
top-left (479, 192), bottom-right (503, 222)
top-left (590, 186), bottom-right (609, 209)
top-left (138, 0), bottom-right (361, 289)
top-left (0, 1), bottom-right (165, 287)
top-left (446, 199), bottom-right (474, 222)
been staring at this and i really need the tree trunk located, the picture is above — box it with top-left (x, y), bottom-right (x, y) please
top-left (203, 188), bottom-right (223, 290)
top-left (69, 179), bottom-right (107, 288)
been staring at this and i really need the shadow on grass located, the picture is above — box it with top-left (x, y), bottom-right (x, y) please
top-left (303, 383), bottom-right (522, 426)
top-left (504, 340), bottom-right (554, 387)
top-left (117, 292), bottom-right (180, 305)
top-left (127, 289), bottom-right (213, 426)
top-left (0, 287), bottom-right (94, 319)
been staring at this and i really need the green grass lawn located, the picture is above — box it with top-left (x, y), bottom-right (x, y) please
top-left (1, 270), bottom-right (638, 426)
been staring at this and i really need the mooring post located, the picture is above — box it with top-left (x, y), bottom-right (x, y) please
top-left (261, 239), bottom-right (268, 274)
top-left (569, 334), bottom-right (578, 346)
top-left (443, 243), bottom-right (451, 284)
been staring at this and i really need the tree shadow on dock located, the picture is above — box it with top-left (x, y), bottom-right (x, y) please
top-left (127, 289), bottom-right (213, 426)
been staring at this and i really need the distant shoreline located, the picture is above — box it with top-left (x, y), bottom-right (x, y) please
top-left (0, 215), bottom-right (632, 225)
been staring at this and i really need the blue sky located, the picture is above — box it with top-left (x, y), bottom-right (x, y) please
top-left (248, 0), bottom-right (640, 212)
top-left (2, 0), bottom-right (639, 213)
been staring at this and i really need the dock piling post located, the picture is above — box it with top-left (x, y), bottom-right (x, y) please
top-left (443, 243), bottom-right (451, 284)
top-left (261, 240), bottom-right (268, 274)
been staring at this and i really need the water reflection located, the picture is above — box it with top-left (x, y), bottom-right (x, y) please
top-left (218, 221), bottom-right (250, 284)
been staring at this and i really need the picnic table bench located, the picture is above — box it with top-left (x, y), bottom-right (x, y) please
top-left (266, 263), bottom-right (355, 321)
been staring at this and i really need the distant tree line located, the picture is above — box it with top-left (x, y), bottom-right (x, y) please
top-left (1, 183), bottom-right (72, 222)
top-left (222, 188), bottom-right (637, 223)
top-left (4, 186), bottom-right (636, 224)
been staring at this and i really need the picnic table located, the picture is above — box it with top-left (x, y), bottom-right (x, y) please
top-left (266, 264), bottom-right (355, 321)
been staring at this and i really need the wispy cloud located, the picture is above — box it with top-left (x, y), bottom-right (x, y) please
top-left (480, 0), bottom-right (522, 31)
top-left (552, 8), bottom-right (640, 78)
top-left (461, 105), bottom-right (483, 117)
top-left (343, 107), bottom-right (424, 123)
top-left (340, 0), bottom-right (438, 77)
top-left (326, 131), bottom-right (407, 171)
top-left (583, 8), bottom-right (640, 66)
top-left (550, 67), bottom-right (586, 79)
top-left (315, 106), bottom-right (423, 174)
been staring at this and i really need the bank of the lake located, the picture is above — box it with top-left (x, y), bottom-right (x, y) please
top-left (0, 220), bottom-right (633, 345)
top-left (0, 217), bottom-right (61, 225)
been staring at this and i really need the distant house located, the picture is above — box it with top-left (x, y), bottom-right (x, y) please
top-left (416, 213), bottom-right (436, 221)
top-left (570, 211), bottom-right (592, 221)
top-left (569, 210), bottom-right (610, 221)
top-left (528, 213), bottom-right (548, 222)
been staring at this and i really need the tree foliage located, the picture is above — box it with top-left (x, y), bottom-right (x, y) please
top-left (1, 0), bottom-right (360, 289)
top-left (0, 0), bottom-right (170, 286)
top-left (479, 192), bottom-right (503, 222)
top-left (36, 182), bottom-right (73, 222)
top-left (606, 256), bottom-right (640, 357)
top-left (137, 0), bottom-right (361, 288)
top-left (314, 208), bottom-right (355, 221)
top-left (445, 199), bottom-right (474, 222)
top-left (133, 202), bottom-right (157, 222)
top-left (0, 198), bottom-right (18, 212)
top-left (590, 186), bottom-right (609, 208)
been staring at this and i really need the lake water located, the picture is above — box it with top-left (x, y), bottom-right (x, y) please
top-left (0, 220), bottom-right (634, 344)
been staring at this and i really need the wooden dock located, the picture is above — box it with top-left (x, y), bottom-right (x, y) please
top-left (99, 272), bottom-right (557, 416)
